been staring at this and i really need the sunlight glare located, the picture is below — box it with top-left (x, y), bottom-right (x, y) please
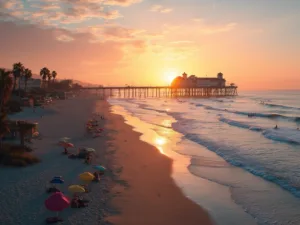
top-left (155, 137), bottom-right (167, 146)
top-left (164, 69), bottom-right (178, 84)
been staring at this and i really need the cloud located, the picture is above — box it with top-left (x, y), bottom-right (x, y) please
top-left (193, 18), bottom-right (237, 34)
top-left (0, 0), bottom-right (139, 30)
top-left (201, 22), bottom-right (237, 34)
top-left (102, 0), bottom-right (142, 6)
top-left (150, 39), bottom-right (199, 61)
top-left (150, 5), bottom-right (173, 13)
top-left (0, 21), bottom-right (136, 83)
top-left (56, 34), bottom-right (74, 42)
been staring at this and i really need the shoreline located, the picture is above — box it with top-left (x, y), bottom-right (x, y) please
top-left (107, 96), bottom-right (300, 225)
top-left (105, 101), bottom-right (214, 225)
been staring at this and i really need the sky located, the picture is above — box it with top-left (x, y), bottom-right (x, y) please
top-left (0, 0), bottom-right (299, 90)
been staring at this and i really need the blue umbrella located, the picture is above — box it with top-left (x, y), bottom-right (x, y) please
top-left (50, 177), bottom-right (64, 184)
top-left (93, 165), bottom-right (106, 172)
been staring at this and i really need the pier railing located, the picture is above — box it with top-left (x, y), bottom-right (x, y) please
top-left (80, 86), bottom-right (238, 98)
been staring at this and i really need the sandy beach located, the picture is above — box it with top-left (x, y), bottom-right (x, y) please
top-left (104, 103), bottom-right (214, 225)
top-left (0, 95), bottom-right (213, 225)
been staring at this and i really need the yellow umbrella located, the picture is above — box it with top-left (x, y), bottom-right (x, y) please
top-left (79, 172), bottom-right (95, 182)
top-left (68, 185), bottom-right (85, 193)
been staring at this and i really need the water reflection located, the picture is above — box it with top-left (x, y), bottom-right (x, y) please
top-left (161, 119), bottom-right (172, 127)
top-left (155, 137), bottom-right (166, 146)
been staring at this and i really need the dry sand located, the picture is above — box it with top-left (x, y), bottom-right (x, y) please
top-left (105, 102), bottom-right (214, 225)
top-left (0, 96), bottom-right (114, 225)
top-left (0, 95), bottom-right (213, 225)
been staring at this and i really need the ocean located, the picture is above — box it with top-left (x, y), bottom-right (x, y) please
top-left (108, 90), bottom-right (300, 225)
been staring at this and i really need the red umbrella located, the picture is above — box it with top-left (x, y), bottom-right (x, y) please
top-left (60, 142), bottom-right (74, 148)
top-left (45, 192), bottom-right (70, 212)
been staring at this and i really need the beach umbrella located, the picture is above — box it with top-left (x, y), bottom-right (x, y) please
top-left (85, 148), bottom-right (95, 152)
top-left (60, 142), bottom-right (74, 148)
top-left (93, 165), bottom-right (106, 172)
top-left (80, 147), bottom-right (95, 152)
top-left (68, 185), bottom-right (85, 193)
top-left (45, 192), bottom-right (70, 213)
top-left (50, 177), bottom-right (64, 184)
top-left (59, 137), bottom-right (71, 143)
top-left (79, 172), bottom-right (95, 182)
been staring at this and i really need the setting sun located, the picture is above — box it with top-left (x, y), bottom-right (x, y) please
top-left (164, 70), bottom-right (178, 85)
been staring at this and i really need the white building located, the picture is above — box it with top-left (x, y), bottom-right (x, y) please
top-left (176, 72), bottom-right (226, 88)
top-left (17, 78), bottom-right (42, 90)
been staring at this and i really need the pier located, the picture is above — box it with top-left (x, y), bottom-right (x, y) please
top-left (80, 86), bottom-right (238, 98)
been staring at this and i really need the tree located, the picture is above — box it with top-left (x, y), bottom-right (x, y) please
top-left (0, 68), bottom-right (13, 111)
top-left (47, 72), bottom-right (52, 87)
top-left (0, 68), bottom-right (13, 149)
top-left (17, 121), bottom-right (36, 146)
top-left (72, 83), bottom-right (83, 90)
top-left (40, 67), bottom-right (50, 88)
top-left (230, 83), bottom-right (235, 87)
top-left (24, 68), bottom-right (32, 92)
top-left (51, 71), bottom-right (57, 83)
top-left (12, 62), bottom-right (24, 93)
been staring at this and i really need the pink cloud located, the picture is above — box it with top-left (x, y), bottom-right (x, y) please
top-left (150, 5), bottom-right (173, 13)
top-left (0, 21), bottom-right (135, 83)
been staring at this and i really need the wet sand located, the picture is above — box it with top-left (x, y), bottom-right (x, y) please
top-left (105, 101), bottom-right (214, 225)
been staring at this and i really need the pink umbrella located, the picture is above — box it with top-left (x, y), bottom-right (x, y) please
top-left (45, 192), bottom-right (70, 212)
top-left (60, 142), bottom-right (74, 148)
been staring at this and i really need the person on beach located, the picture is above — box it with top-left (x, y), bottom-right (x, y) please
top-left (63, 147), bottom-right (68, 155)
top-left (274, 125), bottom-right (278, 129)
top-left (93, 171), bottom-right (102, 181)
top-left (84, 153), bottom-right (92, 164)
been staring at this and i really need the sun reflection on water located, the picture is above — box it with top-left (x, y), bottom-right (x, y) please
top-left (155, 137), bottom-right (167, 146)
top-left (161, 119), bottom-right (172, 127)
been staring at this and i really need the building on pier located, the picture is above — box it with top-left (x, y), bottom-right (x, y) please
top-left (172, 72), bottom-right (226, 88)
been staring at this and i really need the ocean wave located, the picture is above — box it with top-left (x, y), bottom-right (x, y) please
top-left (195, 103), bottom-right (300, 122)
top-left (219, 117), bottom-right (263, 131)
top-left (219, 117), bottom-right (300, 144)
top-left (261, 102), bottom-right (300, 111)
top-left (171, 125), bottom-right (300, 199)
top-left (262, 129), bottom-right (300, 145)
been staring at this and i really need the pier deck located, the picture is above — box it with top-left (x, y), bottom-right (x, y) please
top-left (80, 86), bottom-right (238, 98)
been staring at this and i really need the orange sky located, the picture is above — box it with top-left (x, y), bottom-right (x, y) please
top-left (0, 0), bottom-right (299, 90)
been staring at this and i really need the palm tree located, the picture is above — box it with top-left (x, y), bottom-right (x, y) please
top-left (47, 72), bottom-right (52, 88)
top-left (0, 68), bottom-right (13, 112)
top-left (24, 68), bottom-right (32, 92)
top-left (12, 62), bottom-right (24, 93)
top-left (40, 67), bottom-right (50, 88)
top-left (0, 68), bottom-right (13, 149)
top-left (51, 71), bottom-right (57, 83)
